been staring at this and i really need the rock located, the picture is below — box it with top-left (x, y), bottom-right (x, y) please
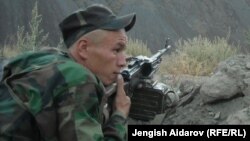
top-left (200, 55), bottom-right (250, 104)
top-left (179, 79), bottom-right (195, 95)
top-left (243, 78), bottom-right (250, 96)
top-left (225, 106), bottom-right (250, 124)
top-left (200, 73), bottom-right (240, 103)
top-left (214, 112), bottom-right (220, 120)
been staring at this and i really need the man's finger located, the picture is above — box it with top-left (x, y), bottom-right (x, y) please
top-left (116, 74), bottom-right (124, 95)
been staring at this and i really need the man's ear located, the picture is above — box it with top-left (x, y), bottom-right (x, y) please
top-left (76, 38), bottom-right (88, 59)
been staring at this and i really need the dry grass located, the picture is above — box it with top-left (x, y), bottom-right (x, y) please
top-left (126, 38), bottom-right (152, 57)
top-left (0, 45), bottom-right (21, 58)
top-left (159, 35), bottom-right (239, 76)
top-left (245, 28), bottom-right (250, 52)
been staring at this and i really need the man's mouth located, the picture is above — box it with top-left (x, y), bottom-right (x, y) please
top-left (114, 72), bottom-right (121, 75)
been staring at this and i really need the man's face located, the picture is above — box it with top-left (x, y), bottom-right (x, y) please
top-left (84, 30), bottom-right (128, 85)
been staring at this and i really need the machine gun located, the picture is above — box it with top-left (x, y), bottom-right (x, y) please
top-left (106, 39), bottom-right (179, 121)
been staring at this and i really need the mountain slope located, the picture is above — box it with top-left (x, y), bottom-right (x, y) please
top-left (0, 0), bottom-right (250, 52)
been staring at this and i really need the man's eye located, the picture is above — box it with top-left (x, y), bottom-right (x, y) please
top-left (113, 48), bottom-right (121, 53)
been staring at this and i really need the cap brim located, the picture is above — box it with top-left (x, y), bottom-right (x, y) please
top-left (100, 13), bottom-right (136, 32)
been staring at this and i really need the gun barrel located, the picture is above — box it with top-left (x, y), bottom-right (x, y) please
top-left (150, 44), bottom-right (171, 61)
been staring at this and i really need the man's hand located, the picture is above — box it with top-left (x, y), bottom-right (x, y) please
top-left (114, 74), bottom-right (131, 117)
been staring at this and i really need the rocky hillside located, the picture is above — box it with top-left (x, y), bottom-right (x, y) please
top-left (0, 0), bottom-right (250, 52)
top-left (160, 54), bottom-right (250, 125)
top-left (128, 54), bottom-right (250, 125)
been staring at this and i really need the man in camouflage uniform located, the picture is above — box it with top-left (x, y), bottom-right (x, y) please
top-left (0, 4), bottom-right (136, 141)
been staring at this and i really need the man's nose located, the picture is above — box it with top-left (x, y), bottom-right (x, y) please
top-left (117, 54), bottom-right (127, 68)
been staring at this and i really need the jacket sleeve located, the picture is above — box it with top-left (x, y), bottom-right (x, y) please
top-left (54, 82), bottom-right (127, 141)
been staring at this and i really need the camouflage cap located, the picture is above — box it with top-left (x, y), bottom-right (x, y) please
top-left (59, 4), bottom-right (136, 47)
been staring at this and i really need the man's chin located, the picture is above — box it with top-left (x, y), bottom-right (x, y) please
top-left (100, 75), bottom-right (117, 86)
top-left (104, 78), bottom-right (117, 86)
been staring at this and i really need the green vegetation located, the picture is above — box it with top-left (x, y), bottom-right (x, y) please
top-left (159, 35), bottom-right (239, 76)
top-left (1, 1), bottom-right (48, 58)
top-left (23, 1), bottom-right (48, 52)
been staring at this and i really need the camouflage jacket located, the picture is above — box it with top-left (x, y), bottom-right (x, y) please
top-left (0, 48), bottom-right (127, 141)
